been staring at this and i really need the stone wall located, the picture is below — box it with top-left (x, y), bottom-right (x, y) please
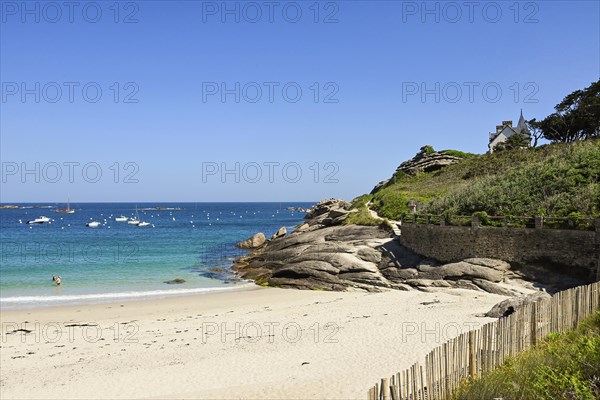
top-left (399, 222), bottom-right (600, 282)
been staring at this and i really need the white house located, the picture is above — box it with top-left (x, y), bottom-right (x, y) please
top-left (488, 111), bottom-right (531, 153)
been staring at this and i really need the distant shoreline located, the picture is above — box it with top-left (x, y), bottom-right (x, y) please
top-left (0, 201), bottom-right (318, 205)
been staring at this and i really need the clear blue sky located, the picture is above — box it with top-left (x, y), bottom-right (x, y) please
top-left (1, 0), bottom-right (599, 202)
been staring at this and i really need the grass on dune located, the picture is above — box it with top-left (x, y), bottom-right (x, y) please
top-left (451, 311), bottom-right (600, 400)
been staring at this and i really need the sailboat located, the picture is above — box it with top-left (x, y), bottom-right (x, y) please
top-left (56, 195), bottom-right (75, 214)
top-left (128, 206), bottom-right (141, 225)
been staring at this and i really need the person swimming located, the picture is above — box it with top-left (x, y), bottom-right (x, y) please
top-left (52, 275), bottom-right (61, 285)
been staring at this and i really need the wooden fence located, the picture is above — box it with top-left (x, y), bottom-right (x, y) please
top-left (367, 281), bottom-right (600, 400)
top-left (401, 214), bottom-right (599, 231)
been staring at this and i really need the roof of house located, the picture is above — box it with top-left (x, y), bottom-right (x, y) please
top-left (489, 110), bottom-right (530, 144)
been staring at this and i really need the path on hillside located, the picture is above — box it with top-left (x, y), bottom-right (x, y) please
top-left (366, 201), bottom-right (402, 237)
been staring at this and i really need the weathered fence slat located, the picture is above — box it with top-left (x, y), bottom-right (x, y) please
top-left (368, 282), bottom-right (600, 399)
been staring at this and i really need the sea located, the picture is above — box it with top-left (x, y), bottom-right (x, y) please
top-left (0, 202), bottom-right (314, 309)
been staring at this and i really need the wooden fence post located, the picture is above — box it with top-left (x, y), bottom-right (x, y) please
top-left (594, 218), bottom-right (600, 282)
top-left (471, 215), bottom-right (480, 229)
top-left (534, 216), bottom-right (544, 229)
top-left (468, 331), bottom-right (476, 379)
top-left (531, 303), bottom-right (538, 346)
top-left (382, 378), bottom-right (389, 400)
top-left (367, 282), bottom-right (600, 400)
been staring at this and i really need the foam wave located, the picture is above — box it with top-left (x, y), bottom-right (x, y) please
top-left (0, 285), bottom-right (251, 306)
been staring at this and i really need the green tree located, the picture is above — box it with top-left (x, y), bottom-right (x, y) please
top-left (493, 132), bottom-right (531, 152)
top-left (538, 80), bottom-right (600, 143)
top-left (527, 119), bottom-right (545, 147)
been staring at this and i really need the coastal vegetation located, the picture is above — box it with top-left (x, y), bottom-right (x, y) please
top-left (451, 311), bottom-right (600, 400)
top-left (530, 80), bottom-right (600, 144)
top-left (343, 206), bottom-right (383, 226)
top-left (354, 81), bottom-right (600, 221)
top-left (365, 139), bottom-right (600, 220)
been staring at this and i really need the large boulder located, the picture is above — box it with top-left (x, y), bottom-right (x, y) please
top-left (236, 233), bottom-right (266, 249)
top-left (304, 199), bottom-right (352, 226)
top-left (417, 260), bottom-right (507, 282)
top-left (485, 291), bottom-right (551, 318)
top-left (295, 223), bottom-right (310, 232)
top-left (463, 258), bottom-right (511, 271)
top-left (271, 226), bottom-right (287, 240)
top-left (233, 223), bottom-right (395, 292)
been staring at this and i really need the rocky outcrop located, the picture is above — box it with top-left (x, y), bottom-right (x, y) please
top-left (236, 233), bottom-right (266, 249)
top-left (232, 199), bottom-right (544, 296)
top-left (234, 224), bottom-right (396, 292)
top-left (370, 180), bottom-right (390, 194)
top-left (295, 223), bottom-right (310, 232)
top-left (396, 147), bottom-right (462, 175)
top-left (484, 291), bottom-right (552, 318)
top-left (303, 199), bottom-right (353, 227)
top-left (371, 147), bottom-right (462, 194)
top-left (271, 227), bottom-right (287, 240)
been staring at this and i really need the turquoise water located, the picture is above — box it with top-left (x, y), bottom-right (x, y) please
top-left (0, 202), bottom-right (312, 308)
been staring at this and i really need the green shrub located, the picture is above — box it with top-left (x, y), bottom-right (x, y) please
top-left (350, 194), bottom-right (372, 209)
top-left (343, 206), bottom-right (383, 226)
top-left (440, 149), bottom-right (476, 159)
top-left (421, 145), bottom-right (435, 155)
top-left (451, 311), bottom-right (600, 400)
top-left (472, 211), bottom-right (491, 226)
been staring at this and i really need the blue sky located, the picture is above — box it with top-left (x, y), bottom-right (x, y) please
top-left (1, 0), bottom-right (599, 202)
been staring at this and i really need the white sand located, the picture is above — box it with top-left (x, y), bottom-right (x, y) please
top-left (0, 286), bottom-right (507, 399)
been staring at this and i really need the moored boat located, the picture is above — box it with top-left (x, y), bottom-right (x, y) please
top-left (27, 216), bottom-right (51, 224)
top-left (56, 196), bottom-right (75, 214)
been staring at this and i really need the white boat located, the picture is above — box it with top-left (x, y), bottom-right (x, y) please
top-left (115, 216), bottom-right (128, 222)
top-left (128, 205), bottom-right (142, 225)
top-left (27, 216), bottom-right (51, 224)
top-left (86, 221), bottom-right (101, 228)
top-left (137, 221), bottom-right (151, 227)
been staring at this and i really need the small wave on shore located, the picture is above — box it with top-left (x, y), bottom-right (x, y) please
top-left (0, 284), bottom-right (253, 310)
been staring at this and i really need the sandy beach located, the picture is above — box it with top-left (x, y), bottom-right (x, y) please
top-left (1, 286), bottom-right (508, 399)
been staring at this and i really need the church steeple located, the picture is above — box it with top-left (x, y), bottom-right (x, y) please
top-left (516, 109), bottom-right (528, 133)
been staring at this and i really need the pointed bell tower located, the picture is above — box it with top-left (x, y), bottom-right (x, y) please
top-left (516, 109), bottom-right (529, 134)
